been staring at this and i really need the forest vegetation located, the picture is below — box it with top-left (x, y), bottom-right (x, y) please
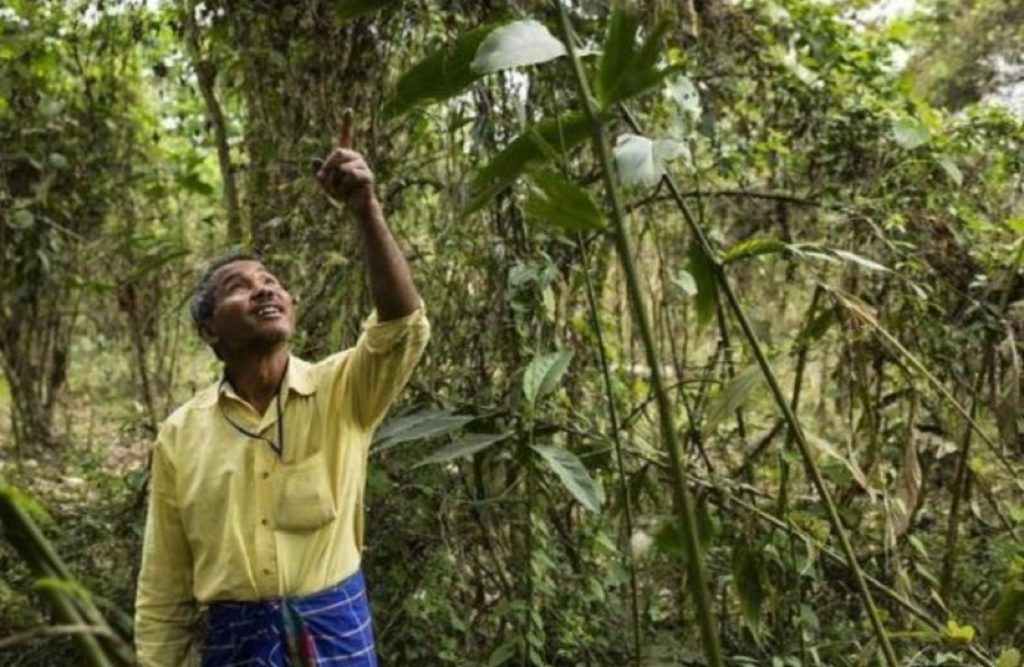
top-left (1, 0), bottom-right (1023, 665)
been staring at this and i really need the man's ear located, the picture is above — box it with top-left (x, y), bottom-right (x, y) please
top-left (198, 321), bottom-right (219, 348)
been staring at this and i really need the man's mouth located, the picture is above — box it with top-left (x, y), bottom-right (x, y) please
top-left (254, 304), bottom-right (284, 320)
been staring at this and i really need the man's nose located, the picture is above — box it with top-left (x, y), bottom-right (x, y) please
top-left (253, 285), bottom-right (275, 301)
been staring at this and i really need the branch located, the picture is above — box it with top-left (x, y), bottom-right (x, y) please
top-left (0, 625), bottom-right (115, 651)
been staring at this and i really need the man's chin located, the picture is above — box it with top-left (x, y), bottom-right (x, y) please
top-left (245, 326), bottom-right (293, 350)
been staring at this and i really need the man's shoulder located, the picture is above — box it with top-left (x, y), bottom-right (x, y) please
top-left (158, 381), bottom-right (220, 439)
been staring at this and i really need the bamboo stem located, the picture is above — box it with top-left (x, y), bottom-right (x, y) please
top-left (940, 237), bottom-right (1024, 598)
top-left (555, 7), bottom-right (725, 666)
top-left (617, 106), bottom-right (899, 665)
top-left (578, 236), bottom-right (643, 667)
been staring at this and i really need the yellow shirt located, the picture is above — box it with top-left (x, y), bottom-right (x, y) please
top-left (133, 307), bottom-right (429, 666)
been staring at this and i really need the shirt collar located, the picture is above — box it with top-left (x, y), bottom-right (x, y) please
top-left (196, 354), bottom-right (316, 409)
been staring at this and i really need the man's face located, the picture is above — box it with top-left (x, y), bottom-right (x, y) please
top-left (201, 260), bottom-right (296, 357)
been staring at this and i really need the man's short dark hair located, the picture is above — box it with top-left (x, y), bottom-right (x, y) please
top-left (190, 250), bottom-right (261, 329)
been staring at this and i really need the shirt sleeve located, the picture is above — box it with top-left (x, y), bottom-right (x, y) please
top-left (134, 429), bottom-right (199, 666)
top-left (330, 304), bottom-right (431, 431)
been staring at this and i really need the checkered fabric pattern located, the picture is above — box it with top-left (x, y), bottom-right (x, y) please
top-left (201, 570), bottom-right (377, 666)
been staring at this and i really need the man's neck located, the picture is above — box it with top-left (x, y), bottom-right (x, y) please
top-left (223, 346), bottom-right (289, 416)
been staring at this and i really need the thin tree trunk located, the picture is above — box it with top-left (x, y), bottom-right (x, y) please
top-left (184, 5), bottom-right (242, 245)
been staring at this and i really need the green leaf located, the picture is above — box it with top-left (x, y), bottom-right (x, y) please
top-left (936, 154), bottom-right (963, 187)
top-left (384, 23), bottom-right (498, 118)
top-left (486, 636), bottom-right (518, 667)
top-left (892, 117), bottom-right (929, 149)
top-left (795, 309), bottom-right (836, 347)
top-left (412, 432), bottom-right (509, 468)
top-left (177, 172), bottom-right (215, 196)
top-left (522, 350), bottom-right (573, 407)
top-left (996, 648), bottom-right (1022, 667)
top-left (523, 169), bottom-right (603, 232)
top-left (832, 248), bottom-right (889, 272)
top-left (372, 408), bottom-right (476, 453)
top-left (465, 113), bottom-right (590, 215)
top-left (531, 443), bottom-right (603, 512)
top-left (333, 0), bottom-right (401, 23)
top-left (11, 209), bottom-right (34, 229)
top-left (34, 576), bottom-right (94, 602)
top-left (943, 619), bottom-right (975, 645)
top-left (470, 20), bottom-right (566, 74)
top-left (988, 579), bottom-right (1024, 637)
top-left (688, 240), bottom-right (718, 327)
top-left (596, 6), bottom-right (675, 108)
top-left (48, 152), bottom-right (68, 169)
top-left (655, 505), bottom-right (714, 561)
top-left (0, 482), bottom-right (53, 525)
top-left (732, 541), bottom-right (765, 632)
top-left (721, 238), bottom-right (788, 265)
top-left (705, 364), bottom-right (764, 431)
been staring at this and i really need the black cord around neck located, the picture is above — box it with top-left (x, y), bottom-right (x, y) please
top-left (218, 363), bottom-right (287, 459)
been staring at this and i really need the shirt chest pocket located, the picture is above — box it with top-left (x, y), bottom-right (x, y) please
top-left (267, 449), bottom-right (338, 532)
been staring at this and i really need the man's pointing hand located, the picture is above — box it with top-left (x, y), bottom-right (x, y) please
top-left (312, 108), bottom-right (376, 212)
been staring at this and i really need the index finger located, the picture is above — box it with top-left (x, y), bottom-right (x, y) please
top-left (338, 108), bottom-right (354, 149)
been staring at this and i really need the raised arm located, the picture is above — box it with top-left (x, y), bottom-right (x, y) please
top-left (314, 109), bottom-right (419, 321)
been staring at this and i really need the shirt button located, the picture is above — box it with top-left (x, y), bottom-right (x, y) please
top-left (263, 568), bottom-right (271, 575)
top-left (262, 471), bottom-right (270, 479)
top-left (261, 518), bottom-right (268, 526)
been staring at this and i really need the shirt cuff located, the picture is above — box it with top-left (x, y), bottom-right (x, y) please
top-left (359, 302), bottom-right (428, 354)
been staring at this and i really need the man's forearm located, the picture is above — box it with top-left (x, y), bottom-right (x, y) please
top-left (353, 197), bottom-right (420, 321)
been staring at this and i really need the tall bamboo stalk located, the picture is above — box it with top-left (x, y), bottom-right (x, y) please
top-left (616, 106), bottom-right (899, 665)
top-left (940, 237), bottom-right (1024, 598)
top-left (555, 6), bottom-right (725, 666)
top-left (577, 236), bottom-right (642, 667)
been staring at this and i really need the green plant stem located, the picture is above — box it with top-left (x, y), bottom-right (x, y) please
top-left (523, 424), bottom-right (535, 667)
top-left (940, 237), bottom-right (1024, 599)
top-left (616, 107), bottom-right (899, 666)
top-left (680, 472), bottom-right (995, 667)
top-left (577, 236), bottom-right (642, 667)
top-left (555, 7), bottom-right (725, 666)
top-left (0, 490), bottom-right (121, 666)
top-left (779, 285), bottom-right (821, 662)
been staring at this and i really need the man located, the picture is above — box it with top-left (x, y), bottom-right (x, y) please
top-left (134, 112), bottom-right (429, 666)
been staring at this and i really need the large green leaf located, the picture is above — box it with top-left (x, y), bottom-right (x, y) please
top-left (721, 237), bottom-right (788, 265)
top-left (988, 579), bottom-right (1024, 638)
top-left (531, 443), bottom-right (603, 512)
top-left (522, 350), bottom-right (573, 408)
top-left (464, 113), bottom-right (590, 215)
top-left (831, 249), bottom-right (889, 272)
top-left (595, 6), bottom-right (676, 109)
top-left (996, 648), bottom-right (1022, 667)
top-left (732, 541), bottom-right (765, 632)
top-left (705, 364), bottom-right (764, 431)
top-left (892, 117), bottom-right (929, 150)
top-left (372, 408), bottom-right (476, 453)
top-left (384, 23), bottom-right (498, 118)
top-left (523, 168), bottom-right (604, 232)
top-left (469, 20), bottom-right (565, 74)
top-left (688, 239), bottom-right (718, 327)
top-left (653, 499), bottom-right (714, 560)
top-left (412, 432), bottom-right (509, 468)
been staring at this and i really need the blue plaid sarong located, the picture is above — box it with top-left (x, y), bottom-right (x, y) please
top-left (202, 570), bottom-right (377, 666)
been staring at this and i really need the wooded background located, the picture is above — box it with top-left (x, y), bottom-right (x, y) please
top-left (1, 0), bottom-right (1023, 665)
